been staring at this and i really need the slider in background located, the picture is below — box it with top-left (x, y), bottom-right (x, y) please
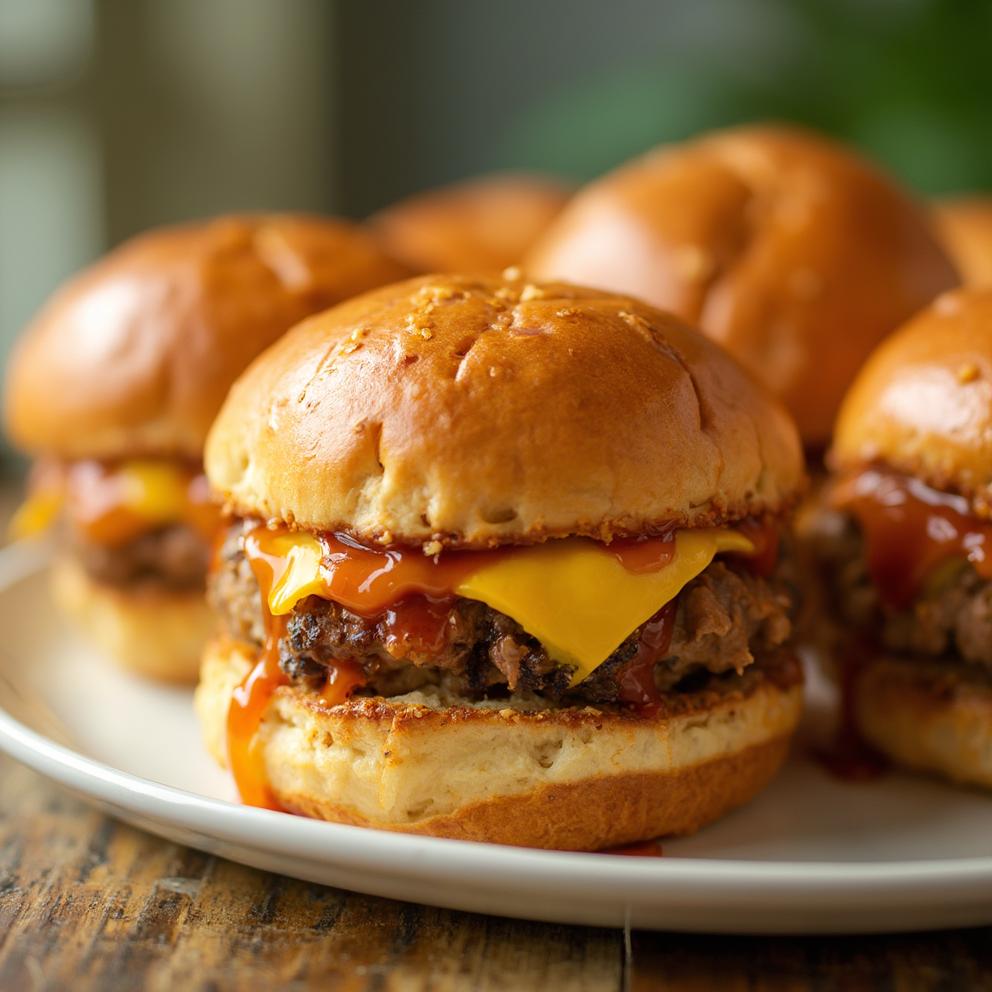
top-left (525, 123), bottom-right (959, 453)
top-left (368, 172), bottom-right (571, 274)
top-left (809, 288), bottom-right (992, 789)
top-left (3, 214), bottom-right (408, 682)
top-left (195, 271), bottom-right (806, 850)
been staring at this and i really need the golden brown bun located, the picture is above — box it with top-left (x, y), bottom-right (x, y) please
top-left (934, 198), bottom-right (992, 287)
top-left (205, 273), bottom-right (805, 547)
top-left (368, 173), bottom-right (570, 273)
top-left (853, 655), bottom-right (992, 789)
top-left (832, 288), bottom-right (992, 508)
top-left (195, 639), bottom-right (802, 849)
top-left (526, 125), bottom-right (958, 447)
top-left (52, 556), bottom-right (212, 682)
top-left (4, 214), bottom-right (409, 460)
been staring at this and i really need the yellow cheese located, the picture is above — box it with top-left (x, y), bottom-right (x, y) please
top-left (255, 527), bottom-right (754, 683)
top-left (264, 531), bottom-right (329, 615)
top-left (457, 529), bottom-right (753, 684)
top-left (115, 460), bottom-right (190, 523)
top-left (8, 489), bottom-right (62, 540)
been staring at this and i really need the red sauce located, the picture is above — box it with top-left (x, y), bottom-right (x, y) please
top-left (810, 639), bottom-right (889, 783)
top-left (226, 615), bottom-right (288, 811)
top-left (607, 531), bottom-right (677, 574)
top-left (617, 601), bottom-right (678, 713)
top-left (382, 596), bottom-right (454, 658)
top-left (62, 459), bottom-right (221, 547)
top-left (600, 839), bottom-right (664, 856)
top-left (834, 469), bottom-right (992, 610)
top-left (226, 530), bottom-right (367, 809)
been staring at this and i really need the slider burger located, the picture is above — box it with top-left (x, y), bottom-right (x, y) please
top-left (369, 172), bottom-right (571, 274)
top-left (3, 215), bottom-right (407, 681)
top-left (934, 197), bottom-right (992, 288)
top-left (525, 125), bottom-right (958, 450)
top-left (816, 288), bottom-right (992, 788)
top-left (195, 272), bottom-right (806, 849)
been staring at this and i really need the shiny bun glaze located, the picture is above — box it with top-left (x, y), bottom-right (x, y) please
top-left (369, 172), bottom-right (571, 273)
top-left (832, 288), bottom-right (992, 511)
top-left (4, 214), bottom-right (409, 459)
top-left (205, 272), bottom-right (805, 548)
top-left (526, 125), bottom-right (958, 447)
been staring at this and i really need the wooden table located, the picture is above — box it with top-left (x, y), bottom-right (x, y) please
top-left (1, 754), bottom-right (989, 990)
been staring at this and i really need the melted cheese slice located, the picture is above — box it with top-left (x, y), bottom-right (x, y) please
top-left (9, 460), bottom-right (192, 541)
top-left (459, 530), bottom-right (752, 683)
top-left (114, 460), bottom-right (192, 524)
top-left (260, 528), bottom-right (754, 684)
top-left (9, 489), bottom-right (62, 540)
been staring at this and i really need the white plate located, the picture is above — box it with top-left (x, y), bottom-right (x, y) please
top-left (0, 543), bottom-right (990, 934)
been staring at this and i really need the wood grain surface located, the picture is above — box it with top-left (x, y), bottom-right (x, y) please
top-left (0, 752), bottom-right (990, 991)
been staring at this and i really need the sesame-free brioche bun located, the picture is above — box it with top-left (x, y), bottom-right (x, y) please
top-left (368, 172), bottom-right (570, 273)
top-left (934, 197), bottom-right (992, 288)
top-left (525, 125), bottom-right (958, 447)
top-left (195, 638), bottom-right (803, 848)
top-left (852, 655), bottom-right (992, 790)
top-left (52, 555), bottom-right (212, 682)
top-left (205, 273), bottom-right (805, 548)
top-left (4, 214), bottom-right (408, 460)
top-left (832, 288), bottom-right (992, 507)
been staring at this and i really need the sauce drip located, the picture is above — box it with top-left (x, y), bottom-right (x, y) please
top-left (227, 529), bottom-right (366, 809)
top-left (600, 839), bottom-right (664, 857)
top-left (617, 601), bottom-right (678, 713)
top-left (606, 531), bottom-right (677, 574)
top-left (382, 596), bottom-right (454, 658)
top-left (810, 639), bottom-right (889, 783)
top-left (226, 615), bottom-right (288, 811)
top-left (834, 469), bottom-right (992, 610)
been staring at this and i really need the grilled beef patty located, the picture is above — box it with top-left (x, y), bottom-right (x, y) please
top-left (809, 508), bottom-right (992, 670)
top-left (71, 524), bottom-right (209, 592)
top-left (210, 523), bottom-right (795, 704)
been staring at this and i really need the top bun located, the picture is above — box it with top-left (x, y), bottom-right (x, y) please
top-left (934, 198), bottom-right (992, 288)
top-left (368, 173), bottom-right (570, 273)
top-left (832, 288), bottom-right (992, 510)
top-left (525, 125), bottom-right (958, 448)
top-left (206, 272), bottom-right (804, 548)
top-left (4, 214), bottom-right (409, 460)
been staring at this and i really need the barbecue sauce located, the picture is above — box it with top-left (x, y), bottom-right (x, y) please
top-left (834, 469), bottom-right (992, 610)
top-left (617, 601), bottom-right (678, 713)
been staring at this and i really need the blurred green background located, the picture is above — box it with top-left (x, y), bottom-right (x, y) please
top-left (2, 0), bottom-right (990, 458)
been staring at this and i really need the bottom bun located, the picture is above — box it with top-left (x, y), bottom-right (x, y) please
top-left (854, 655), bottom-right (992, 789)
top-left (52, 555), bottom-right (213, 683)
top-left (195, 638), bottom-right (803, 849)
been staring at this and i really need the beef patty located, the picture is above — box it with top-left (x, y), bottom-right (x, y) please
top-left (71, 523), bottom-right (209, 592)
top-left (210, 523), bottom-right (795, 704)
top-left (809, 508), bottom-right (992, 670)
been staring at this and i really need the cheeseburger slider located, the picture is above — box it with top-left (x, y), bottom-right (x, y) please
top-left (195, 272), bottom-right (805, 849)
top-left (526, 125), bottom-right (958, 450)
top-left (4, 215), bottom-right (407, 681)
top-left (934, 197), bottom-right (992, 288)
top-left (369, 172), bottom-right (570, 274)
top-left (814, 288), bottom-right (992, 788)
